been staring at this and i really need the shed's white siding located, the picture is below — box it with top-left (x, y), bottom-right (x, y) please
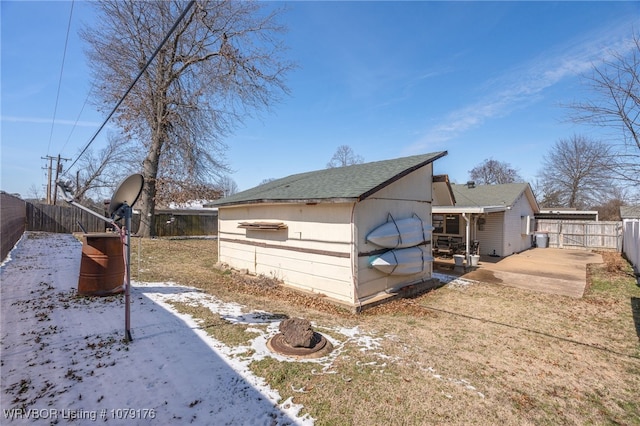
top-left (218, 203), bottom-right (355, 304)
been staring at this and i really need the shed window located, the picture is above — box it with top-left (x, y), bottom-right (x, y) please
top-left (445, 214), bottom-right (460, 235)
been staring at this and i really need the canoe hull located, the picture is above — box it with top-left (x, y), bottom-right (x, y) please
top-left (366, 216), bottom-right (434, 249)
top-left (369, 246), bottom-right (434, 275)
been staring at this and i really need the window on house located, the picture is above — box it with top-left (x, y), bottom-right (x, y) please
top-left (433, 215), bottom-right (444, 233)
top-left (445, 214), bottom-right (460, 234)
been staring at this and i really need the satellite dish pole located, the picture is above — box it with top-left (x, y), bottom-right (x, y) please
top-left (57, 174), bottom-right (144, 342)
top-left (112, 201), bottom-right (134, 341)
top-left (108, 174), bottom-right (144, 342)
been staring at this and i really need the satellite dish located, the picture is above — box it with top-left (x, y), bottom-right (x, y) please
top-left (109, 174), bottom-right (144, 217)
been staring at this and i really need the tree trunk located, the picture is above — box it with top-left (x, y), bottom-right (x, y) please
top-left (137, 132), bottom-right (163, 238)
top-left (137, 181), bottom-right (155, 238)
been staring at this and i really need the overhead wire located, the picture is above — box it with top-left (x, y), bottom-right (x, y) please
top-left (46, 0), bottom-right (75, 157)
top-left (66, 0), bottom-right (196, 173)
top-left (59, 86), bottom-right (93, 155)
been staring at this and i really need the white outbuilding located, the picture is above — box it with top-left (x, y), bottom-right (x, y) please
top-left (207, 152), bottom-right (447, 311)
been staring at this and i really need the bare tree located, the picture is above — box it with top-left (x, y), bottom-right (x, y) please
top-left (72, 134), bottom-right (134, 202)
top-left (592, 186), bottom-right (627, 221)
top-left (27, 184), bottom-right (44, 202)
top-left (568, 31), bottom-right (640, 186)
top-left (216, 175), bottom-right (238, 197)
top-left (468, 158), bottom-right (523, 185)
top-left (537, 135), bottom-right (614, 209)
top-left (81, 1), bottom-right (293, 237)
top-left (326, 145), bottom-right (364, 168)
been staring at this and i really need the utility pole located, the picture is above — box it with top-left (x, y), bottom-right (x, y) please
top-left (52, 154), bottom-right (71, 205)
top-left (42, 155), bottom-right (71, 205)
top-left (42, 156), bottom-right (55, 204)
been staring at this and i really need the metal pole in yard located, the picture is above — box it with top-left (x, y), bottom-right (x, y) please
top-left (124, 205), bottom-right (133, 342)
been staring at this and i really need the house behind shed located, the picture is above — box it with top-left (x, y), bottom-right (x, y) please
top-left (433, 182), bottom-right (539, 258)
top-left (207, 152), bottom-right (447, 310)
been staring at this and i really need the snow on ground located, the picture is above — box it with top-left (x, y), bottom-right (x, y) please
top-left (1, 232), bottom-right (321, 425)
top-left (1, 232), bottom-right (480, 425)
top-left (432, 272), bottom-right (479, 289)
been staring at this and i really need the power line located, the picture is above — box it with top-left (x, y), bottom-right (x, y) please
top-left (60, 85), bottom-right (93, 154)
top-left (67, 0), bottom-right (196, 172)
top-left (46, 0), bottom-right (75, 156)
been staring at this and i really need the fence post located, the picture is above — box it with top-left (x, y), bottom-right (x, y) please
top-left (558, 220), bottom-right (563, 249)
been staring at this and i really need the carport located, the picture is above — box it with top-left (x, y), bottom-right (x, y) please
top-left (435, 248), bottom-right (603, 298)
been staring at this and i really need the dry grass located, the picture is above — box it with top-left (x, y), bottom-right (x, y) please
top-left (132, 238), bottom-right (640, 425)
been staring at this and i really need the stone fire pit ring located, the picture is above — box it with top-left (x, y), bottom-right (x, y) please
top-left (266, 317), bottom-right (333, 359)
top-left (267, 331), bottom-right (333, 359)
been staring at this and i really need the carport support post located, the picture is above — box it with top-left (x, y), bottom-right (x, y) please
top-left (463, 213), bottom-right (470, 266)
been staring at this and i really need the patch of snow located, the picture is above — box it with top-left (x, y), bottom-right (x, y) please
top-left (335, 326), bottom-right (383, 352)
top-left (419, 366), bottom-right (485, 399)
top-left (432, 272), bottom-right (479, 289)
top-left (0, 232), bottom-right (26, 268)
top-left (167, 200), bottom-right (218, 210)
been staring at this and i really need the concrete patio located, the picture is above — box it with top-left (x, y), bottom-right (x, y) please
top-left (434, 247), bottom-right (604, 298)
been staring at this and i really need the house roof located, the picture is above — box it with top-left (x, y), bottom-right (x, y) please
top-left (207, 151), bottom-right (447, 207)
top-left (621, 205), bottom-right (640, 219)
top-left (433, 182), bottom-right (539, 214)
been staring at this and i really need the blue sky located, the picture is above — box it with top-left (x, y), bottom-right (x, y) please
top-left (2, 1), bottom-right (639, 199)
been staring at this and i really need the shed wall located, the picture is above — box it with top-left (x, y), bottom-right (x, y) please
top-left (217, 203), bottom-right (355, 304)
top-left (354, 165), bottom-right (434, 302)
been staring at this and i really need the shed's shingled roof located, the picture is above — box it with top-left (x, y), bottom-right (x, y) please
top-left (208, 151), bottom-right (447, 207)
top-left (449, 182), bottom-right (533, 208)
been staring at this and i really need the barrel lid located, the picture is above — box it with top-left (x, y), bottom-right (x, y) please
top-left (83, 232), bottom-right (121, 238)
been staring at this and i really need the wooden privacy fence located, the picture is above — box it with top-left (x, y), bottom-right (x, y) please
top-left (23, 203), bottom-right (216, 237)
top-left (623, 219), bottom-right (640, 273)
top-left (154, 211), bottom-right (218, 237)
top-left (1, 192), bottom-right (26, 261)
top-left (3, 199), bottom-right (215, 265)
top-left (26, 202), bottom-right (118, 234)
top-left (536, 219), bottom-right (622, 251)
